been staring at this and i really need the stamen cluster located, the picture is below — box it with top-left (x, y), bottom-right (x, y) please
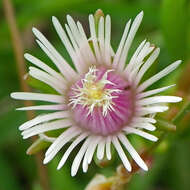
top-left (69, 66), bottom-right (121, 116)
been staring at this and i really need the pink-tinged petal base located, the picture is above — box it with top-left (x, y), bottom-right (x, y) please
top-left (68, 66), bottom-right (135, 135)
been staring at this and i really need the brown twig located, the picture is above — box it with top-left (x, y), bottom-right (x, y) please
top-left (3, 0), bottom-right (50, 189)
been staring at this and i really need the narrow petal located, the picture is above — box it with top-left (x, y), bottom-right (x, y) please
top-left (138, 85), bottom-right (175, 98)
top-left (106, 136), bottom-right (112, 160)
top-left (22, 119), bottom-right (73, 139)
top-left (138, 60), bottom-right (181, 92)
top-left (124, 39), bottom-right (146, 73)
top-left (104, 15), bottom-right (111, 65)
top-left (125, 127), bottom-right (158, 141)
top-left (57, 132), bottom-right (89, 170)
top-left (112, 136), bottom-right (132, 171)
top-left (82, 136), bottom-right (100, 172)
top-left (117, 11), bottom-right (143, 71)
top-left (98, 17), bottom-right (105, 60)
top-left (32, 27), bottom-right (77, 80)
top-left (97, 138), bottom-right (106, 160)
top-left (138, 106), bottom-right (168, 116)
top-left (129, 122), bottom-right (156, 131)
top-left (29, 66), bottom-right (66, 94)
top-left (118, 133), bottom-right (148, 171)
top-left (133, 117), bottom-right (156, 124)
top-left (66, 16), bottom-right (89, 71)
top-left (112, 20), bottom-right (131, 68)
top-left (71, 137), bottom-right (91, 176)
top-left (16, 104), bottom-right (67, 111)
top-left (138, 96), bottom-right (182, 106)
top-left (89, 14), bottom-right (101, 63)
top-left (87, 136), bottom-right (102, 164)
top-left (126, 42), bottom-right (154, 80)
top-left (67, 16), bottom-right (95, 67)
top-left (135, 48), bottom-right (160, 85)
top-left (44, 127), bottom-right (81, 164)
top-left (52, 16), bottom-right (84, 73)
top-left (11, 92), bottom-right (65, 103)
top-left (77, 21), bottom-right (96, 64)
top-left (24, 53), bottom-right (65, 83)
top-left (19, 111), bottom-right (70, 130)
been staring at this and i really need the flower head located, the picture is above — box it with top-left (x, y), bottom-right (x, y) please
top-left (11, 11), bottom-right (182, 176)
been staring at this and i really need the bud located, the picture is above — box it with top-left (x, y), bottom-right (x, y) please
top-left (94, 9), bottom-right (104, 22)
top-left (94, 9), bottom-right (104, 34)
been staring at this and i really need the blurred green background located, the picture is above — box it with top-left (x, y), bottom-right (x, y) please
top-left (1, 0), bottom-right (190, 189)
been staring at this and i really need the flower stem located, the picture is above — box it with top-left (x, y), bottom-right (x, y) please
top-left (3, 0), bottom-right (50, 189)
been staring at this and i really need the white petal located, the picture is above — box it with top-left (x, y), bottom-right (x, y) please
top-left (138, 85), bottom-right (175, 98)
top-left (138, 96), bottom-right (182, 106)
top-left (29, 66), bottom-right (66, 94)
top-left (117, 11), bottom-right (143, 71)
top-left (133, 117), bottom-right (156, 124)
top-left (66, 16), bottom-right (89, 71)
top-left (87, 136), bottom-right (102, 164)
top-left (138, 106), bottom-right (168, 115)
top-left (98, 17), bottom-right (105, 60)
top-left (127, 42), bottom-right (154, 80)
top-left (112, 20), bottom-right (131, 68)
top-left (16, 104), bottom-right (67, 111)
top-left (97, 138), bottom-right (106, 160)
top-left (52, 16), bottom-right (84, 73)
top-left (57, 132), bottom-right (89, 170)
top-left (124, 39), bottom-right (146, 73)
top-left (11, 92), bottom-right (65, 103)
top-left (125, 127), bottom-right (158, 141)
top-left (129, 122), bottom-right (156, 131)
top-left (89, 14), bottom-right (101, 63)
top-left (22, 119), bottom-right (73, 139)
top-left (77, 21), bottom-right (96, 64)
top-left (118, 133), bottom-right (148, 171)
top-left (105, 15), bottom-right (111, 65)
top-left (106, 136), bottom-right (112, 160)
top-left (19, 111), bottom-right (70, 130)
top-left (138, 60), bottom-right (181, 92)
top-left (67, 16), bottom-right (95, 67)
top-left (44, 127), bottom-right (81, 164)
top-left (82, 136), bottom-right (99, 173)
top-left (135, 48), bottom-right (160, 85)
top-left (32, 27), bottom-right (77, 80)
top-left (136, 42), bottom-right (154, 63)
top-left (71, 137), bottom-right (91, 176)
top-left (112, 136), bottom-right (132, 171)
top-left (24, 53), bottom-right (65, 83)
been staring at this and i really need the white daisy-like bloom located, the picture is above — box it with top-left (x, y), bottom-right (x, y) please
top-left (11, 11), bottom-right (182, 176)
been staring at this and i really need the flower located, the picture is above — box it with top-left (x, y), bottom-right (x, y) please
top-left (11, 11), bottom-right (182, 176)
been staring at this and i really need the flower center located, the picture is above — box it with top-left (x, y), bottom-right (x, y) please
top-left (68, 66), bottom-right (134, 135)
top-left (69, 66), bottom-right (120, 116)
